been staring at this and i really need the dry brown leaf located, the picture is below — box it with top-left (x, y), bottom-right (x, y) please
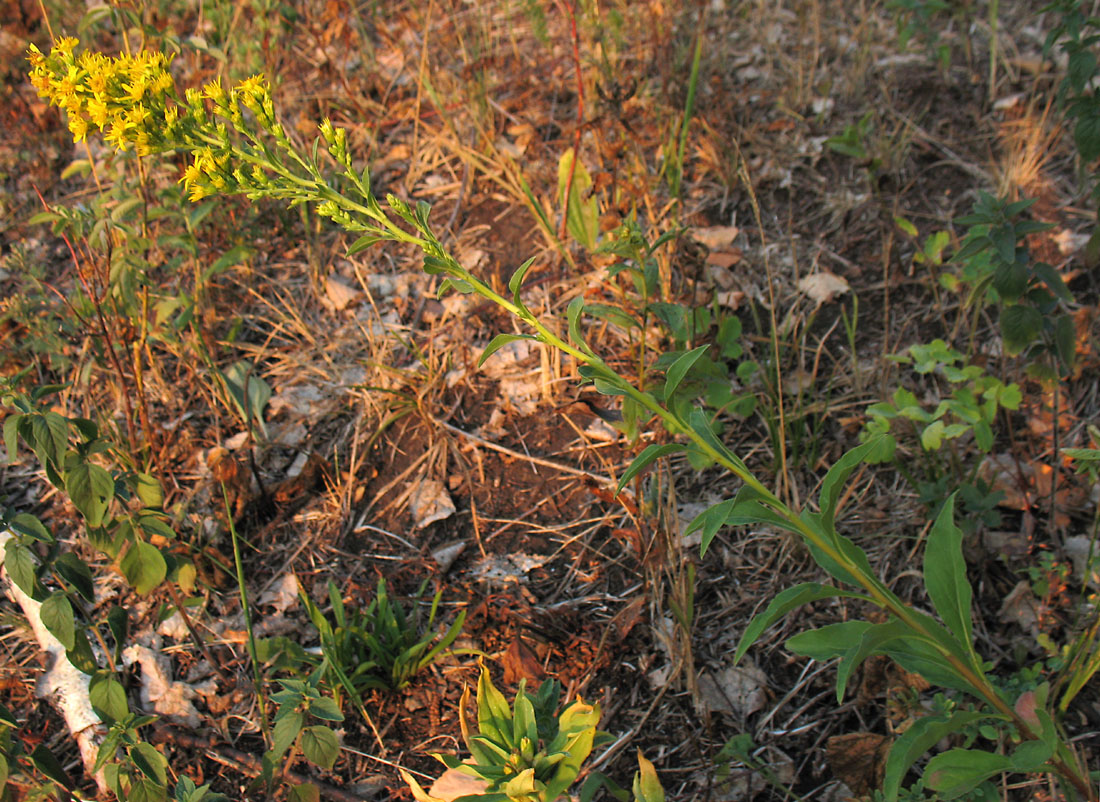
top-left (825, 732), bottom-right (891, 796)
top-left (502, 637), bottom-right (545, 685)
top-left (691, 225), bottom-right (740, 250)
top-left (798, 271), bottom-right (850, 304)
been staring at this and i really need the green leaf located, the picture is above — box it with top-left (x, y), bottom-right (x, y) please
top-left (924, 494), bottom-right (974, 650)
top-left (616, 444), bottom-right (685, 495)
top-left (272, 710), bottom-right (304, 757)
top-left (882, 711), bottom-right (993, 801)
top-left (785, 620), bottom-right (871, 661)
top-left (585, 303), bottom-right (641, 331)
top-left (308, 695), bottom-right (345, 722)
top-left (132, 741), bottom-right (168, 785)
top-left (135, 473), bottom-right (164, 508)
top-left (31, 745), bottom-right (74, 789)
top-left (1032, 261), bottom-right (1073, 302)
top-left (299, 725), bottom-right (340, 770)
top-left (682, 497), bottom-right (737, 555)
top-left (347, 234), bottom-right (384, 256)
top-left (834, 619), bottom-right (911, 702)
top-left (921, 419), bottom-right (946, 450)
top-left (289, 783), bottom-right (322, 802)
top-left (991, 258), bottom-right (1028, 301)
top-left (4, 541), bottom-right (37, 597)
top-left (476, 665), bottom-right (513, 747)
top-left (1075, 111), bottom-right (1100, 163)
top-left (508, 256), bottom-right (537, 307)
top-left (0, 753), bottom-right (8, 793)
top-left (567, 295), bottom-right (588, 353)
top-left (64, 461), bottom-right (115, 527)
top-left (66, 627), bottom-right (98, 674)
top-left (478, 333), bottom-right (538, 368)
top-left (734, 583), bottom-right (870, 664)
top-left (1054, 313), bottom-right (1076, 372)
top-left (89, 672), bottom-right (129, 722)
top-left (3, 414), bottom-right (20, 462)
top-left (558, 148), bottom-right (598, 250)
top-left (221, 361), bottom-right (271, 439)
top-left (41, 592), bottom-right (75, 650)
top-left (663, 345), bottom-right (709, 401)
top-left (632, 752), bottom-right (665, 802)
top-left (9, 512), bottom-right (52, 543)
top-left (925, 748), bottom-right (1011, 798)
top-left (119, 540), bottom-right (167, 595)
top-left (1000, 304), bottom-right (1043, 355)
top-left (55, 552), bottom-right (95, 602)
top-left (818, 438), bottom-right (880, 529)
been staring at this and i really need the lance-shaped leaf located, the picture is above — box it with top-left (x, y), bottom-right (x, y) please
top-left (663, 344), bottom-right (709, 400)
top-left (616, 444), bottom-right (685, 495)
top-left (734, 583), bottom-right (870, 664)
top-left (478, 334), bottom-right (538, 368)
top-left (924, 494), bottom-right (974, 652)
top-left (509, 256), bottom-right (537, 311)
top-left (925, 748), bottom-right (1012, 797)
top-left (818, 438), bottom-right (879, 530)
top-left (882, 710), bottom-right (993, 801)
top-left (785, 621), bottom-right (871, 661)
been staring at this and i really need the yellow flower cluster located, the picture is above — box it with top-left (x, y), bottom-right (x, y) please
top-left (28, 37), bottom-right (178, 154)
top-left (27, 37), bottom-right (279, 202)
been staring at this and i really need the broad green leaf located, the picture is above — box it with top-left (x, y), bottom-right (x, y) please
top-left (785, 621), bottom-right (871, 662)
top-left (135, 473), bottom-right (164, 508)
top-left (663, 345), bottom-right (709, 401)
top-left (921, 420), bottom-right (946, 450)
top-left (66, 627), bottom-right (98, 674)
top-left (991, 258), bottom-right (1028, 302)
top-left (1032, 261), bottom-right (1073, 302)
top-left (119, 540), bottom-right (167, 595)
top-left (289, 783), bottom-right (322, 802)
top-left (734, 583), bottom-right (870, 664)
top-left (1054, 313), bottom-right (1077, 371)
top-left (308, 695), bottom-right (344, 722)
top-left (632, 752), bottom-right (665, 802)
top-left (882, 711), bottom-right (992, 801)
top-left (924, 495), bottom-right (974, 650)
top-left (3, 414), bottom-right (20, 462)
top-left (41, 592), bottom-right (75, 650)
top-left (272, 710), bottom-right (304, 757)
top-left (65, 461), bottom-right (115, 527)
top-left (1000, 304), bottom-right (1043, 355)
top-left (1075, 112), bottom-right (1100, 163)
top-left (56, 552), bottom-right (95, 602)
top-left (132, 741), bottom-right (168, 785)
top-left (1009, 739), bottom-right (1052, 771)
top-left (31, 745), bottom-right (74, 789)
top-left (478, 333), bottom-right (538, 368)
top-left (300, 725), bottom-right (340, 769)
top-left (89, 672), bottom-right (129, 722)
top-left (0, 753), bottom-right (8, 793)
top-left (925, 748), bottom-right (1011, 798)
top-left (9, 512), bottom-right (51, 543)
top-left (4, 541), bottom-right (37, 597)
top-left (616, 444), bottom-right (685, 495)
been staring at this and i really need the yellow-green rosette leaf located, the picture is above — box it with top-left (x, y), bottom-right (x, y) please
top-left (633, 752), bottom-right (665, 802)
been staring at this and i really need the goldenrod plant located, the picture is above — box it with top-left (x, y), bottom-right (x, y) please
top-left (24, 38), bottom-right (1100, 801)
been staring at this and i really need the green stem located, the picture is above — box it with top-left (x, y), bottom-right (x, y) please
top-left (221, 481), bottom-right (270, 745)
